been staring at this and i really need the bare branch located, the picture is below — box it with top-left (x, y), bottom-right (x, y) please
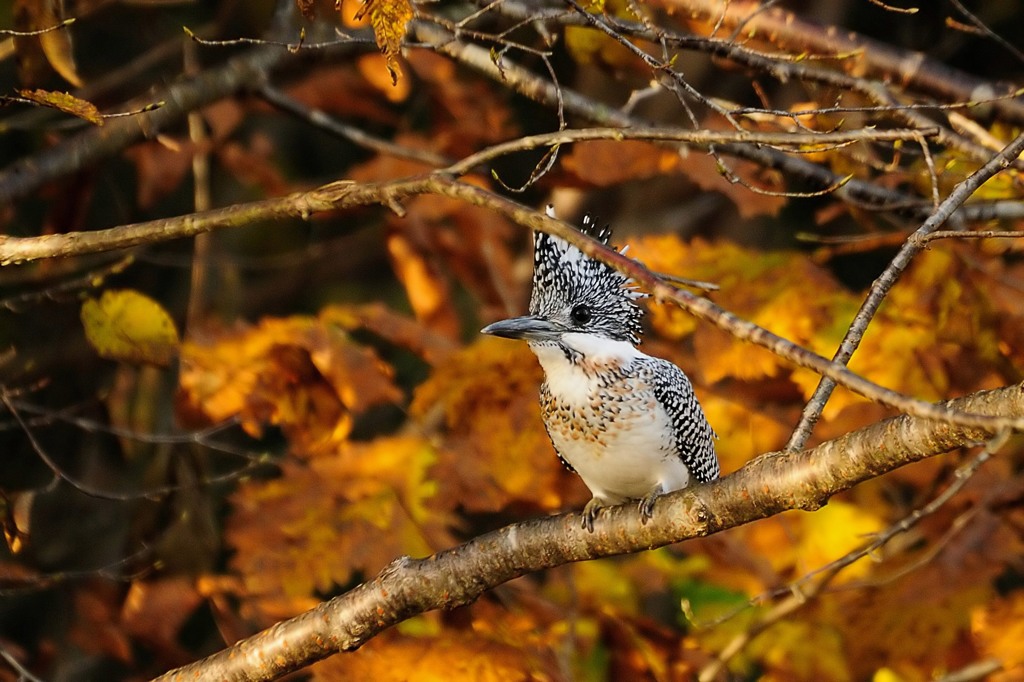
top-left (786, 130), bottom-right (1024, 452)
top-left (3, 173), bottom-right (1022, 431)
top-left (657, 0), bottom-right (1024, 126)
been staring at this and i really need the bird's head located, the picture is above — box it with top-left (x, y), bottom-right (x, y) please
top-left (482, 211), bottom-right (645, 347)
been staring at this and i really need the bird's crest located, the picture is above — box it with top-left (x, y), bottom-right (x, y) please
top-left (530, 207), bottom-right (646, 344)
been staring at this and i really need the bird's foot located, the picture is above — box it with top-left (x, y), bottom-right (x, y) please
top-left (581, 497), bottom-right (607, 533)
top-left (637, 487), bottom-right (664, 525)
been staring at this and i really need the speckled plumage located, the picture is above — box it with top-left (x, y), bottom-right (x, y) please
top-left (481, 210), bottom-right (718, 531)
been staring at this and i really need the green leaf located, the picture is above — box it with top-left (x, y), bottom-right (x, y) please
top-left (673, 578), bottom-right (750, 627)
top-left (80, 289), bottom-right (180, 366)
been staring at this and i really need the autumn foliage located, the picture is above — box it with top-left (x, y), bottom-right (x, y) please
top-left (3, 1), bottom-right (1024, 681)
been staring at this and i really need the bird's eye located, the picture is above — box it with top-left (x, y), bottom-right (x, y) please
top-left (570, 304), bottom-right (592, 326)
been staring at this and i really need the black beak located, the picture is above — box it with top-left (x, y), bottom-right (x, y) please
top-left (481, 315), bottom-right (561, 342)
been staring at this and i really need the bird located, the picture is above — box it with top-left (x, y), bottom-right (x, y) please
top-left (481, 208), bottom-right (719, 532)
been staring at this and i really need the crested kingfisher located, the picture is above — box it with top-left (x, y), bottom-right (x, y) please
top-left (482, 209), bottom-right (719, 532)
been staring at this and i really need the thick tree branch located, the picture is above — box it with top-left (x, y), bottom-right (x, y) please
top-left (152, 382), bottom-right (1024, 682)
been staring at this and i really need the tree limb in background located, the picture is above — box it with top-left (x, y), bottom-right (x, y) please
top-left (0, 34), bottom-right (374, 204)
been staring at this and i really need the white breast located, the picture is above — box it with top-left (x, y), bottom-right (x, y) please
top-left (530, 335), bottom-right (691, 504)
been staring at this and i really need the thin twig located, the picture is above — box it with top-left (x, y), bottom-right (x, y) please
top-left (920, 229), bottom-right (1024, 243)
top-left (948, 0), bottom-right (1024, 65)
top-left (933, 658), bottom-right (1004, 682)
top-left (0, 646), bottom-right (45, 682)
top-left (785, 130), bottom-right (1024, 452)
top-left (1, 392), bottom-right (274, 501)
top-left (0, 18), bottom-right (75, 36)
top-left (441, 126), bottom-right (937, 177)
top-left (186, 38), bottom-right (213, 333)
top-left (259, 84), bottom-right (452, 167)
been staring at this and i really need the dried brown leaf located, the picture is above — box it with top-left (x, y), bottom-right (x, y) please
top-left (38, 12), bottom-right (80, 86)
top-left (296, 0), bottom-right (317, 20)
top-left (321, 303), bottom-right (458, 365)
top-left (563, 140), bottom-right (682, 186)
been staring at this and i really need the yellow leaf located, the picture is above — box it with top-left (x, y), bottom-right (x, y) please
top-left (81, 289), bottom-right (180, 366)
top-left (18, 88), bottom-right (101, 125)
top-left (14, 0), bottom-right (82, 87)
top-left (38, 13), bottom-right (81, 87)
top-left (748, 619), bottom-right (849, 682)
top-left (355, 0), bottom-right (413, 85)
top-left (564, 0), bottom-right (641, 69)
top-left (795, 501), bottom-right (884, 582)
top-left (628, 236), bottom-right (849, 385)
top-left (872, 668), bottom-right (910, 682)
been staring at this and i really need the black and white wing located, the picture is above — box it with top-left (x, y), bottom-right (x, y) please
top-left (646, 357), bottom-right (719, 483)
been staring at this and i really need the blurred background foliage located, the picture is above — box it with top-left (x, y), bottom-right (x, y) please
top-left (2, 0), bottom-right (1024, 680)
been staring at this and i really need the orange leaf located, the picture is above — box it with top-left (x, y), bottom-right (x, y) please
top-left (972, 592), bottom-right (1024, 673)
top-left (311, 618), bottom-right (564, 681)
top-left (227, 436), bottom-right (452, 621)
top-left (563, 140), bottom-right (682, 186)
top-left (386, 232), bottom-right (460, 339)
top-left (410, 338), bottom-right (584, 514)
top-left (357, 53), bottom-right (411, 101)
top-left (178, 314), bottom-right (401, 454)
